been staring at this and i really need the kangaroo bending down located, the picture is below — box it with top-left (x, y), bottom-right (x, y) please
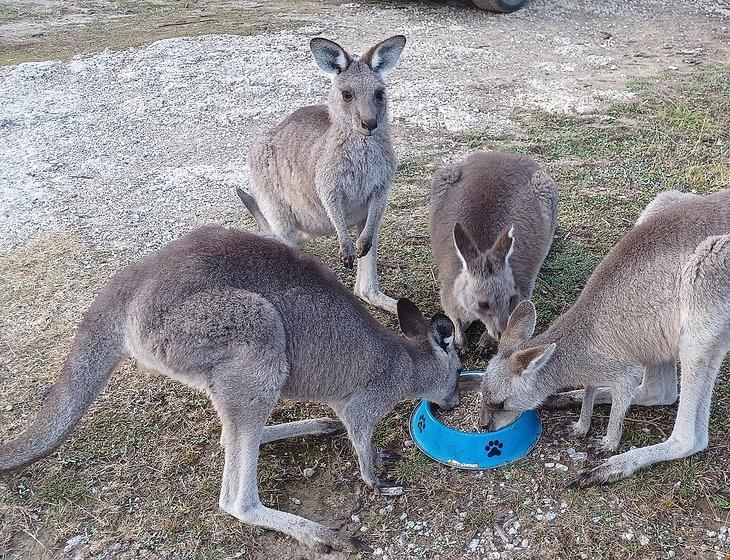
top-left (0, 226), bottom-right (462, 553)
top-left (239, 35), bottom-right (407, 313)
top-left (478, 189), bottom-right (729, 487)
top-left (429, 151), bottom-right (557, 351)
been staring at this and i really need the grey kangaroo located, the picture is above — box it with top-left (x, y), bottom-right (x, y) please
top-left (478, 189), bottom-right (729, 487)
top-left (429, 151), bottom-right (557, 351)
top-left (0, 226), bottom-right (462, 553)
top-left (238, 35), bottom-right (407, 313)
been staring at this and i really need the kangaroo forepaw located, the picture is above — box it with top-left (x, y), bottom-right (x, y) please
top-left (592, 437), bottom-right (619, 457)
top-left (339, 241), bottom-right (356, 269)
top-left (377, 451), bottom-right (403, 466)
top-left (570, 421), bottom-right (590, 438)
top-left (356, 236), bottom-right (372, 258)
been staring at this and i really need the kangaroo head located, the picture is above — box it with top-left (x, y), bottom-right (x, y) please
top-left (310, 35), bottom-right (406, 137)
top-left (479, 300), bottom-right (556, 430)
top-left (397, 298), bottom-right (462, 410)
top-left (452, 223), bottom-right (519, 341)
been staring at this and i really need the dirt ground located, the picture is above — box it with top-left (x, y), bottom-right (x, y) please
top-left (0, 1), bottom-right (728, 559)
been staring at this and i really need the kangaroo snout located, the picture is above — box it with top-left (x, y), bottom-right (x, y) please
top-left (360, 118), bottom-right (378, 134)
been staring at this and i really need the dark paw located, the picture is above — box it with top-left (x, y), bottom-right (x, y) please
top-left (377, 451), bottom-right (403, 466)
top-left (340, 250), bottom-right (355, 269)
top-left (356, 237), bottom-right (372, 258)
top-left (485, 440), bottom-right (504, 458)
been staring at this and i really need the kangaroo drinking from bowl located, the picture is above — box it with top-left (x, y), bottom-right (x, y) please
top-left (238, 35), bottom-right (406, 313)
top-left (479, 189), bottom-right (729, 487)
top-left (429, 151), bottom-right (558, 351)
top-left (0, 226), bottom-right (461, 553)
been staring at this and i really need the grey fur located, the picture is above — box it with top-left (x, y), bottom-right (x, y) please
top-left (479, 189), bottom-right (730, 486)
top-left (243, 35), bottom-right (407, 313)
top-left (0, 226), bottom-right (461, 553)
top-left (429, 151), bottom-right (558, 349)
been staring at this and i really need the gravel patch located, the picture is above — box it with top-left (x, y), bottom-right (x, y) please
top-left (1, 0), bottom-right (725, 254)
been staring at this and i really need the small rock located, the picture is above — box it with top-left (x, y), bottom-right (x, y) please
top-left (63, 536), bottom-right (87, 553)
top-left (303, 467), bottom-right (316, 478)
top-left (290, 497), bottom-right (301, 505)
top-left (351, 514), bottom-right (361, 523)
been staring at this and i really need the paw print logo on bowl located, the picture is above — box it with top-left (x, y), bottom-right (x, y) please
top-left (417, 414), bottom-right (426, 433)
top-left (485, 440), bottom-right (503, 458)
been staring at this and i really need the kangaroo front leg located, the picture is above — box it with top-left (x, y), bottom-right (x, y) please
top-left (571, 387), bottom-right (596, 437)
top-left (318, 184), bottom-right (355, 269)
top-left (595, 381), bottom-right (636, 456)
top-left (355, 187), bottom-right (388, 259)
top-left (336, 404), bottom-right (402, 494)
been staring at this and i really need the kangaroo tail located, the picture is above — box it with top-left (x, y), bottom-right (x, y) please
top-left (235, 188), bottom-right (271, 234)
top-left (0, 315), bottom-right (123, 474)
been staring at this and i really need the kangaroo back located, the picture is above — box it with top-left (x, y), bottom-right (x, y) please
top-left (0, 304), bottom-right (124, 473)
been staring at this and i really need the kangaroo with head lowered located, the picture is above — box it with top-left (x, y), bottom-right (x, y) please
top-left (478, 189), bottom-right (729, 487)
top-left (238, 35), bottom-right (407, 313)
top-left (0, 226), bottom-right (462, 553)
top-left (429, 151), bottom-right (558, 351)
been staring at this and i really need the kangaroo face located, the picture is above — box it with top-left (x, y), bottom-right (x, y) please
top-left (310, 35), bottom-right (406, 138)
top-left (453, 223), bottom-right (518, 341)
top-left (330, 60), bottom-right (387, 137)
top-left (397, 298), bottom-right (462, 410)
top-left (479, 301), bottom-right (556, 430)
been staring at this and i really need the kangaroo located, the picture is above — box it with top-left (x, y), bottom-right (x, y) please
top-left (429, 151), bottom-right (558, 351)
top-left (0, 226), bottom-right (462, 553)
top-left (478, 189), bottom-right (729, 487)
top-left (238, 35), bottom-right (407, 314)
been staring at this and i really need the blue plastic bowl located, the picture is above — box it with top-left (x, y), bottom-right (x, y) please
top-left (409, 371), bottom-right (542, 470)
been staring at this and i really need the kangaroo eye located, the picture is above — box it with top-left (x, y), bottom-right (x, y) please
top-left (341, 90), bottom-right (353, 102)
top-left (374, 89), bottom-right (384, 101)
top-left (478, 301), bottom-right (491, 311)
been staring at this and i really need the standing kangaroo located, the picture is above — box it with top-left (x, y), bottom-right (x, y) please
top-left (429, 151), bottom-right (558, 351)
top-left (238, 35), bottom-right (407, 313)
top-left (478, 190), bottom-right (729, 486)
top-left (0, 226), bottom-right (462, 553)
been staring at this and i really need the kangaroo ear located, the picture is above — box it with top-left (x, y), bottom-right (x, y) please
top-left (310, 37), bottom-right (351, 75)
top-left (428, 314), bottom-right (455, 353)
top-left (397, 298), bottom-right (430, 338)
top-left (499, 300), bottom-right (536, 350)
top-left (511, 343), bottom-right (556, 385)
top-left (491, 225), bottom-right (515, 266)
top-left (453, 223), bottom-right (480, 271)
top-left (361, 35), bottom-right (406, 73)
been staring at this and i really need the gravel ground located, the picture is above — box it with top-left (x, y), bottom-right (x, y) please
top-left (1, 0), bottom-right (727, 254)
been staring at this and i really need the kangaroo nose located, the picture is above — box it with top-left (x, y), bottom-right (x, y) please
top-left (361, 118), bottom-right (378, 132)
